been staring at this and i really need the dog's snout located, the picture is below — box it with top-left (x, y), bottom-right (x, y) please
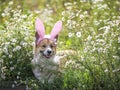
top-left (47, 50), bottom-right (52, 54)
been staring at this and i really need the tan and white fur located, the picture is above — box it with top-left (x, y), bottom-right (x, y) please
top-left (31, 18), bottom-right (62, 83)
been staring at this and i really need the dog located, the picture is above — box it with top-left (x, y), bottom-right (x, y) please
top-left (31, 18), bottom-right (62, 83)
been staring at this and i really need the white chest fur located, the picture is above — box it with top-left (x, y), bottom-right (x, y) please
top-left (31, 54), bottom-right (61, 83)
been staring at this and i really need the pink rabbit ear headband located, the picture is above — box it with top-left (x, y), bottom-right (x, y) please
top-left (35, 18), bottom-right (62, 45)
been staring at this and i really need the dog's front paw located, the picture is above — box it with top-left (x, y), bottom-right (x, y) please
top-left (54, 55), bottom-right (63, 65)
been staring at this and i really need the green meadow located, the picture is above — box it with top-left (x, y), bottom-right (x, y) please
top-left (0, 0), bottom-right (120, 90)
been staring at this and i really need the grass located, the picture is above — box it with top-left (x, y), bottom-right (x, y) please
top-left (0, 0), bottom-right (120, 90)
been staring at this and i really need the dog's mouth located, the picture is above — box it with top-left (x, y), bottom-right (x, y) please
top-left (43, 54), bottom-right (53, 58)
top-left (40, 51), bottom-right (54, 59)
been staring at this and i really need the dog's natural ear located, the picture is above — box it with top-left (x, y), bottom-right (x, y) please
top-left (35, 18), bottom-right (45, 45)
top-left (50, 20), bottom-right (62, 42)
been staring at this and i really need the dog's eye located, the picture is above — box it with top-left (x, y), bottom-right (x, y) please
top-left (40, 51), bottom-right (43, 53)
top-left (42, 45), bottom-right (46, 48)
top-left (50, 44), bottom-right (54, 48)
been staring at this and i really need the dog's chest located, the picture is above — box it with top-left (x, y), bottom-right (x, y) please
top-left (32, 55), bottom-right (60, 82)
top-left (38, 57), bottom-right (58, 72)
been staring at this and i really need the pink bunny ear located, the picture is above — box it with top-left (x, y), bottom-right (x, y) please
top-left (35, 18), bottom-right (45, 44)
top-left (50, 20), bottom-right (62, 41)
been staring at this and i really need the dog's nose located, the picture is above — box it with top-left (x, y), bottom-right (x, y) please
top-left (47, 50), bottom-right (51, 54)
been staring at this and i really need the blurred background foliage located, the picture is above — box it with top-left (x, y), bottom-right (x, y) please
top-left (0, 0), bottom-right (120, 90)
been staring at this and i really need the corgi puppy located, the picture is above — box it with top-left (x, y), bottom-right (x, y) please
top-left (31, 18), bottom-right (62, 83)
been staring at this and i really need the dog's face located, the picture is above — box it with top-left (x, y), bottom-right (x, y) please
top-left (34, 18), bottom-right (62, 59)
top-left (36, 38), bottom-right (57, 59)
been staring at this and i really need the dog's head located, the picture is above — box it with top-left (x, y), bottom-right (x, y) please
top-left (34, 18), bottom-right (62, 59)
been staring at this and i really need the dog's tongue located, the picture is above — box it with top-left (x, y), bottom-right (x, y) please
top-left (45, 54), bottom-right (52, 58)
